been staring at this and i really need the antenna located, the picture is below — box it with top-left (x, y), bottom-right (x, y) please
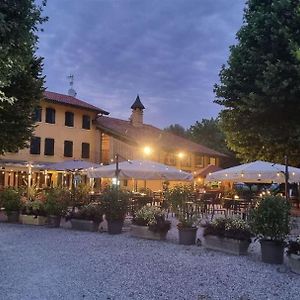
top-left (67, 74), bottom-right (77, 97)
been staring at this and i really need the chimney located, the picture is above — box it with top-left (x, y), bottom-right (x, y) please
top-left (67, 74), bottom-right (77, 97)
top-left (129, 95), bottom-right (145, 127)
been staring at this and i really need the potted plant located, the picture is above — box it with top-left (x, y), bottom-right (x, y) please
top-left (249, 195), bottom-right (290, 264)
top-left (69, 203), bottom-right (103, 232)
top-left (166, 185), bottom-right (198, 245)
top-left (286, 235), bottom-right (300, 274)
top-left (203, 217), bottom-right (252, 255)
top-left (131, 206), bottom-right (171, 240)
top-left (20, 194), bottom-right (48, 226)
top-left (101, 187), bottom-right (129, 234)
top-left (45, 187), bottom-right (71, 228)
top-left (0, 188), bottom-right (21, 223)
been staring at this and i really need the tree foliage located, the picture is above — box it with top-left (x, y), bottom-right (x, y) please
top-left (214, 0), bottom-right (300, 166)
top-left (0, 0), bottom-right (47, 153)
top-left (164, 123), bottom-right (187, 138)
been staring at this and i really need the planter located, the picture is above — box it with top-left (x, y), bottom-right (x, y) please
top-left (131, 224), bottom-right (168, 240)
top-left (20, 214), bottom-right (47, 226)
top-left (47, 215), bottom-right (61, 228)
top-left (70, 219), bottom-right (99, 232)
top-left (260, 239), bottom-right (284, 264)
top-left (289, 254), bottom-right (300, 275)
top-left (204, 235), bottom-right (250, 255)
top-left (107, 219), bottom-right (124, 234)
top-left (6, 211), bottom-right (19, 223)
top-left (178, 227), bottom-right (198, 245)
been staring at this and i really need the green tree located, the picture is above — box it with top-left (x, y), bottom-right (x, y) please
top-left (214, 0), bottom-right (300, 166)
top-left (164, 123), bottom-right (187, 137)
top-left (188, 118), bottom-right (239, 167)
top-left (0, 0), bottom-right (47, 153)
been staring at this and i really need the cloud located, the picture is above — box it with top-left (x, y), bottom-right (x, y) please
top-left (38, 0), bottom-right (245, 128)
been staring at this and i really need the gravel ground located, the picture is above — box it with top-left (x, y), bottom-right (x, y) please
top-left (0, 220), bottom-right (299, 300)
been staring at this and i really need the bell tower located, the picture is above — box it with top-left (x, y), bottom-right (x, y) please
top-left (129, 95), bottom-right (145, 127)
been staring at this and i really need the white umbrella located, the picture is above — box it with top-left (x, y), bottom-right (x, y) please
top-left (206, 160), bottom-right (300, 183)
top-left (87, 159), bottom-right (193, 181)
top-left (45, 160), bottom-right (102, 171)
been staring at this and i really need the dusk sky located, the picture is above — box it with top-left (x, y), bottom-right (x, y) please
top-left (38, 0), bottom-right (245, 129)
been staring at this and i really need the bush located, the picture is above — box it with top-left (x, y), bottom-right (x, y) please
top-left (44, 187), bottom-right (71, 216)
top-left (70, 203), bottom-right (103, 223)
top-left (101, 187), bottom-right (129, 221)
top-left (70, 183), bottom-right (91, 208)
top-left (203, 217), bottom-right (252, 242)
top-left (249, 195), bottom-right (290, 241)
top-left (132, 206), bottom-right (171, 233)
top-left (0, 188), bottom-right (21, 214)
top-left (22, 199), bottom-right (46, 217)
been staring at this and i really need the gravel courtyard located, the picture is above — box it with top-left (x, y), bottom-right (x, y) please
top-left (0, 222), bottom-right (299, 300)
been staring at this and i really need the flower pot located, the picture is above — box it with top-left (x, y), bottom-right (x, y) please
top-left (107, 219), bottom-right (124, 234)
top-left (70, 219), bottom-right (99, 232)
top-left (6, 211), bottom-right (19, 223)
top-left (178, 227), bottom-right (198, 245)
top-left (47, 215), bottom-right (61, 228)
top-left (204, 235), bottom-right (250, 255)
top-left (131, 224), bottom-right (168, 240)
top-left (289, 254), bottom-right (300, 274)
top-left (20, 214), bottom-right (47, 226)
top-left (260, 240), bottom-right (284, 264)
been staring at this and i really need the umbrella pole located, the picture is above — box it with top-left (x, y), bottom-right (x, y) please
top-left (285, 155), bottom-right (289, 201)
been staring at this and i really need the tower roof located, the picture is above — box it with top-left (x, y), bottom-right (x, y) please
top-left (131, 95), bottom-right (145, 110)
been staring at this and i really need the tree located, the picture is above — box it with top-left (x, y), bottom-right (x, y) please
top-left (0, 0), bottom-right (47, 153)
top-left (188, 118), bottom-right (239, 167)
top-left (164, 123), bottom-right (187, 138)
top-left (214, 0), bottom-right (300, 166)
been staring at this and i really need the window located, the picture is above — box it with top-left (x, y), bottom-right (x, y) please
top-left (33, 106), bottom-right (42, 122)
top-left (65, 111), bottom-right (74, 127)
top-left (44, 138), bottom-right (54, 156)
top-left (82, 115), bottom-right (90, 129)
top-left (209, 157), bottom-right (216, 166)
top-left (46, 108), bottom-right (56, 124)
top-left (81, 143), bottom-right (90, 159)
top-left (195, 155), bottom-right (204, 168)
top-left (64, 141), bottom-right (73, 157)
top-left (30, 137), bottom-right (41, 154)
top-left (164, 153), bottom-right (176, 166)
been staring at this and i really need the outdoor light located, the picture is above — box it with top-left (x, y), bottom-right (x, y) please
top-left (234, 195), bottom-right (239, 200)
top-left (143, 146), bottom-right (152, 155)
top-left (177, 152), bottom-right (185, 159)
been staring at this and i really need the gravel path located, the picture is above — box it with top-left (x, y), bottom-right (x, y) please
top-left (0, 221), bottom-right (299, 300)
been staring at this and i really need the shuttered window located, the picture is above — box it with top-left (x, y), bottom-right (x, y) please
top-left (81, 143), bottom-right (90, 159)
top-left (44, 138), bottom-right (54, 156)
top-left (64, 141), bottom-right (73, 157)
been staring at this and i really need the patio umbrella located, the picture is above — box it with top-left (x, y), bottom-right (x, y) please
top-left (44, 160), bottom-right (102, 171)
top-left (87, 159), bottom-right (193, 181)
top-left (206, 160), bottom-right (300, 183)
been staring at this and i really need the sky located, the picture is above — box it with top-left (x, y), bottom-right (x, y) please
top-left (37, 0), bottom-right (245, 129)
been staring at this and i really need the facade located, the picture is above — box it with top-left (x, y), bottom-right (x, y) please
top-left (0, 91), bottom-right (108, 188)
top-left (0, 91), bottom-right (225, 190)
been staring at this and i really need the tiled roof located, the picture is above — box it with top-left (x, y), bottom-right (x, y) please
top-left (44, 91), bottom-right (109, 115)
top-left (96, 116), bottom-right (227, 157)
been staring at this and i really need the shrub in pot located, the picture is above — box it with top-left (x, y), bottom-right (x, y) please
top-left (0, 188), bottom-right (21, 223)
top-left (70, 183), bottom-right (92, 208)
top-left (165, 185), bottom-right (198, 245)
top-left (45, 187), bottom-right (71, 228)
top-left (131, 206), bottom-right (171, 240)
top-left (286, 235), bottom-right (300, 274)
top-left (101, 187), bottom-right (129, 234)
top-left (249, 195), bottom-right (290, 264)
top-left (21, 195), bottom-right (47, 226)
top-left (69, 203), bottom-right (103, 232)
top-left (203, 217), bottom-right (252, 255)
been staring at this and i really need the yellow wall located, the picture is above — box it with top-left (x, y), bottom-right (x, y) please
top-left (1, 100), bottom-right (101, 163)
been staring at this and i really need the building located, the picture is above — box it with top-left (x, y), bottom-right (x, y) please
top-left (0, 91), bottom-right (108, 188)
top-left (0, 91), bottom-right (226, 190)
